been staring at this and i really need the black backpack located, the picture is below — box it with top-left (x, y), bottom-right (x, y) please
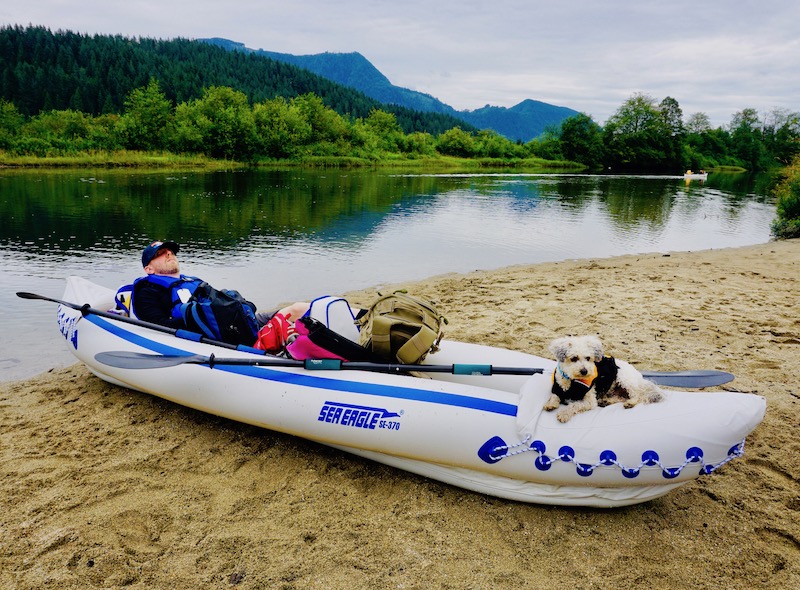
top-left (181, 282), bottom-right (259, 346)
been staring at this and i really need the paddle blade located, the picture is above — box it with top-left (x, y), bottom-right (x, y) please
top-left (642, 370), bottom-right (734, 388)
top-left (95, 351), bottom-right (207, 369)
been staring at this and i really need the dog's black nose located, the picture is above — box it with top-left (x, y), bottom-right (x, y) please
top-left (580, 368), bottom-right (588, 376)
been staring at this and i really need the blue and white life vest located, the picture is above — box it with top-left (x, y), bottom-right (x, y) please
top-left (114, 274), bottom-right (202, 320)
top-left (136, 274), bottom-right (203, 320)
top-left (117, 274), bottom-right (259, 346)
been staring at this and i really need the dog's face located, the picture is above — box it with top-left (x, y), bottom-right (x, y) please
top-left (549, 336), bottom-right (604, 381)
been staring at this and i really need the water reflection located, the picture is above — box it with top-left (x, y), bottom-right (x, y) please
top-left (0, 169), bottom-right (776, 382)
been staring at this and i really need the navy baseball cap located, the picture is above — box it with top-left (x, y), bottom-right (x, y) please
top-left (141, 240), bottom-right (179, 267)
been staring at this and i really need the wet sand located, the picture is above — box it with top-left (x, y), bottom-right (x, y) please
top-left (1, 239), bottom-right (798, 589)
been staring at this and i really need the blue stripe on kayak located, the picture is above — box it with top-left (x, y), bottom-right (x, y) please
top-left (86, 315), bottom-right (518, 417)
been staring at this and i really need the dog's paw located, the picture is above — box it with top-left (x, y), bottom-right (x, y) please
top-left (556, 408), bottom-right (574, 423)
top-left (543, 394), bottom-right (561, 411)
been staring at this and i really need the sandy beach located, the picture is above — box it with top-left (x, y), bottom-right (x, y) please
top-left (1, 239), bottom-right (798, 589)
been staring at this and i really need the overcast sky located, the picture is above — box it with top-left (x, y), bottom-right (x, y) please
top-left (4, 1), bottom-right (798, 127)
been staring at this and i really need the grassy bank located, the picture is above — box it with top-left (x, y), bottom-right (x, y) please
top-left (0, 150), bottom-right (585, 172)
top-left (0, 151), bottom-right (247, 170)
top-left (710, 165), bottom-right (748, 173)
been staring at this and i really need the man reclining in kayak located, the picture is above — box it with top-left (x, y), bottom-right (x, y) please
top-left (125, 240), bottom-right (308, 348)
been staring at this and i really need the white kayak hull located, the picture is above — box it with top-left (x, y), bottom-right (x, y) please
top-left (54, 276), bottom-right (766, 507)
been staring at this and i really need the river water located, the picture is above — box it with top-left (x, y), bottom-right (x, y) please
top-left (0, 168), bottom-right (776, 382)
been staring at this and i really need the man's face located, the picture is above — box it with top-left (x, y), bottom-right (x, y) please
top-left (144, 247), bottom-right (180, 275)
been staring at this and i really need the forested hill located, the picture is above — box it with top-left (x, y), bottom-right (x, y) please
top-left (201, 37), bottom-right (580, 141)
top-left (255, 48), bottom-right (454, 115)
top-left (0, 25), bottom-right (474, 135)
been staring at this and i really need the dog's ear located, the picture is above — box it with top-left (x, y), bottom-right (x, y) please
top-left (549, 337), bottom-right (570, 361)
top-left (587, 335), bottom-right (604, 361)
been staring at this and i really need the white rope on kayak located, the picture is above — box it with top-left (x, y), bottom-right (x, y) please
top-left (487, 438), bottom-right (748, 479)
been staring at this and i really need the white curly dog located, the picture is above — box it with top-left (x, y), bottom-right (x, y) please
top-left (543, 335), bottom-right (663, 423)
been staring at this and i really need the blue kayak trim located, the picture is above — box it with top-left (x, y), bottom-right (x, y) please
top-left (86, 315), bottom-right (519, 417)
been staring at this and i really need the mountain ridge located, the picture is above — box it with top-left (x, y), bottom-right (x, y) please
top-left (0, 27), bottom-right (473, 136)
top-left (201, 38), bottom-right (579, 141)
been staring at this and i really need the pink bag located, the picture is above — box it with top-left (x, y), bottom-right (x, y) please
top-left (285, 318), bottom-right (348, 360)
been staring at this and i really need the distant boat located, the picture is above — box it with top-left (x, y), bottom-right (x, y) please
top-left (683, 170), bottom-right (708, 180)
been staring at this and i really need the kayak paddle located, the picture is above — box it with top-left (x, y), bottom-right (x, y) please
top-left (94, 351), bottom-right (734, 387)
top-left (18, 292), bottom-right (735, 387)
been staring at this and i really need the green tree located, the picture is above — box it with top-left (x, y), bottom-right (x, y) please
top-left (559, 113), bottom-right (604, 166)
top-left (526, 126), bottom-right (562, 161)
top-left (20, 109), bottom-right (92, 153)
top-left (118, 79), bottom-right (174, 150)
top-left (762, 108), bottom-right (800, 166)
top-left (771, 154), bottom-right (800, 238)
top-left (659, 97), bottom-right (684, 135)
top-left (435, 127), bottom-right (476, 157)
top-left (602, 93), bottom-right (674, 171)
top-left (685, 112), bottom-right (711, 134)
top-left (292, 93), bottom-right (352, 154)
top-left (398, 131), bottom-right (436, 156)
top-left (363, 109), bottom-right (403, 152)
top-left (729, 108), bottom-right (766, 170)
top-left (87, 113), bottom-right (123, 151)
top-left (603, 93), bottom-right (674, 170)
top-left (252, 97), bottom-right (312, 159)
top-left (0, 98), bottom-right (23, 148)
top-left (473, 129), bottom-right (522, 158)
top-left (658, 96), bottom-right (684, 164)
top-left (173, 86), bottom-right (257, 160)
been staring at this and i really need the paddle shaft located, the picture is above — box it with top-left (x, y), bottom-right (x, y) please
top-left (93, 352), bottom-right (734, 387)
top-left (20, 292), bottom-right (735, 386)
top-left (94, 352), bottom-right (543, 376)
top-left (16, 291), bottom-right (242, 351)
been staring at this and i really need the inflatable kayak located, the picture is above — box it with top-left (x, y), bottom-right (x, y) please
top-left (39, 276), bottom-right (765, 507)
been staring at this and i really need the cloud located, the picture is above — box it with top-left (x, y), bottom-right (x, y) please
top-left (4, 0), bottom-right (798, 127)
